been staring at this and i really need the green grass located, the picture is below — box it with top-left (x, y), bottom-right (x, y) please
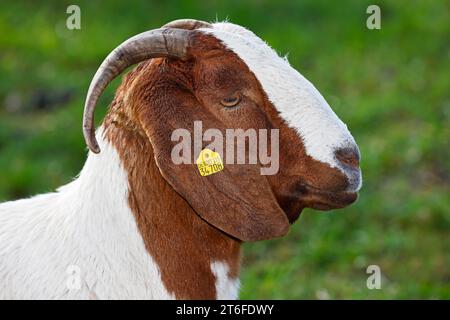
top-left (0, 0), bottom-right (449, 299)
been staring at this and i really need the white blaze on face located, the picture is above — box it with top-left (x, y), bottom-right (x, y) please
top-left (201, 22), bottom-right (357, 172)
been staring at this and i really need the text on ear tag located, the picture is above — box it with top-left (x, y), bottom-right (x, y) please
top-left (196, 148), bottom-right (224, 176)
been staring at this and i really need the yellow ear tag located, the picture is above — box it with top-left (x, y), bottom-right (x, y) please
top-left (196, 148), bottom-right (224, 176)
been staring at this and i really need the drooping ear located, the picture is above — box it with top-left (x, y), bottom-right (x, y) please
top-left (135, 72), bottom-right (289, 242)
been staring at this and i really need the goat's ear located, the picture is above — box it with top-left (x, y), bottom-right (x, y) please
top-left (137, 81), bottom-right (289, 242)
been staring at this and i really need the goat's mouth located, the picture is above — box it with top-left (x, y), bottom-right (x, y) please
top-left (277, 184), bottom-right (358, 223)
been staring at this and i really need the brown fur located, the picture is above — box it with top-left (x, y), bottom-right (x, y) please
top-left (102, 33), bottom-right (357, 299)
top-left (104, 67), bottom-right (240, 299)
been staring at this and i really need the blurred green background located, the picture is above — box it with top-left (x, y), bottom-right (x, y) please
top-left (0, 0), bottom-right (448, 299)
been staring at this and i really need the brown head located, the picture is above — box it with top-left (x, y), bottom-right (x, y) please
top-left (83, 19), bottom-right (362, 242)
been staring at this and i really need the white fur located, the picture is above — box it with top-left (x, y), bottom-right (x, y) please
top-left (0, 128), bottom-right (174, 299)
top-left (0, 22), bottom-right (361, 300)
top-left (203, 22), bottom-right (360, 188)
top-left (210, 261), bottom-right (240, 300)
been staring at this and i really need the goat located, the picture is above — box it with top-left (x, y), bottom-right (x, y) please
top-left (0, 19), bottom-right (362, 299)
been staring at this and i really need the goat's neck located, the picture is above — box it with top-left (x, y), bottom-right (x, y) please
top-left (94, 123), bottom-right (241, 299)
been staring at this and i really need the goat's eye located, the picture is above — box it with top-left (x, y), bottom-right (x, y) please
top-left (220, 95), bottom-right (241, 108)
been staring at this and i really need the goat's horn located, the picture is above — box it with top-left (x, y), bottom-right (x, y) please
top-left (83, 28), bottom-right (192, 153)
top-left (163, 19), bottom-right (212, 30)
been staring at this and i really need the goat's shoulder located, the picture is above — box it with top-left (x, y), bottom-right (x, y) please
top-left (0, 192), bottom-right (60, 235)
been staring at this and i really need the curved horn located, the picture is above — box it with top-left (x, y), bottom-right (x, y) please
top-left (83, 28), bottom-right (193, 153)
top-left (163, 19), bottom-right (212, 30)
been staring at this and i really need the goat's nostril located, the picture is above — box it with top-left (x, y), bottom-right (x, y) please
top-left (335, 147), bottom-right (360, 169)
